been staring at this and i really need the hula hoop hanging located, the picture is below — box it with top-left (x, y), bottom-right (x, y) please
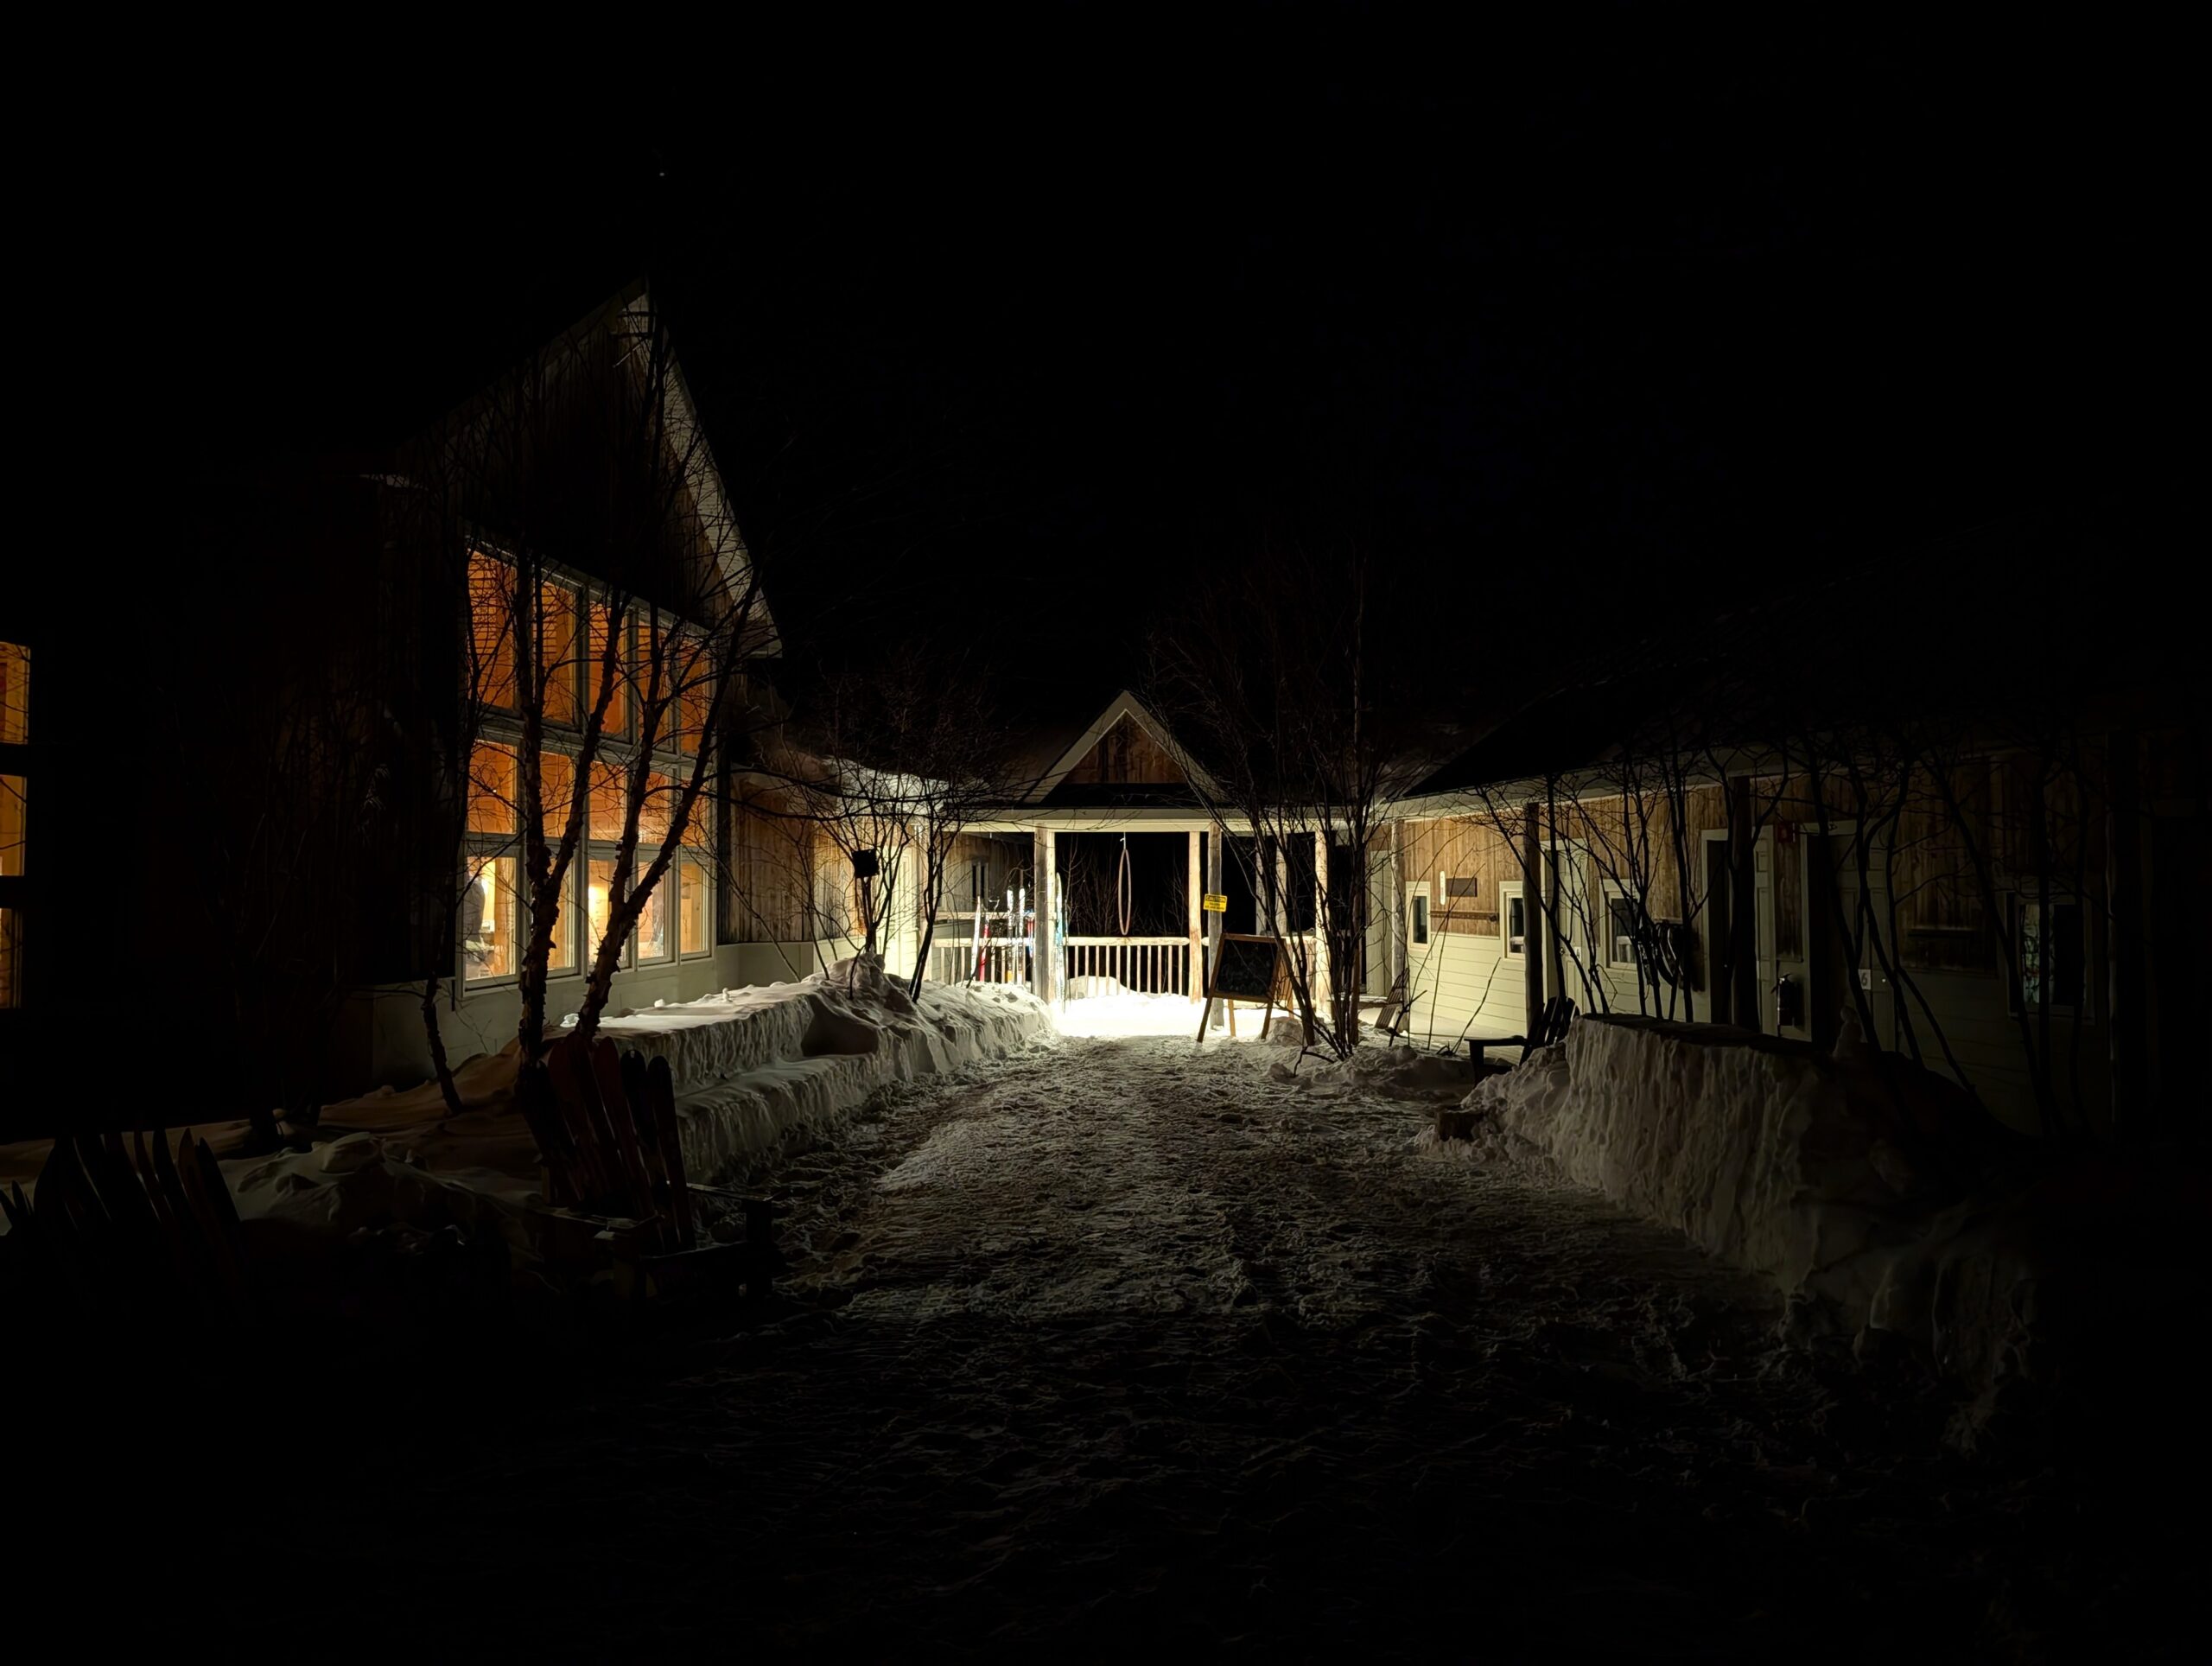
top-left (1116, 833), bottom-right (1134, 939)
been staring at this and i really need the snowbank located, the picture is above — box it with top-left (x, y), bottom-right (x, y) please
top-left (187, 968), bottom-right (1057, 1313)
top-left (1445, 1014), bottom-right (2142, 1443)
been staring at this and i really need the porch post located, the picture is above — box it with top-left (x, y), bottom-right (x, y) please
top-left (1187, 830), bottom-right (1202, 1002)
top-left (1206, 823), bottom-right (1226, 1028)
top-left (1522, 801), bottom-right (1545, 1036)
top-left (1726, 774), bottom-right (1758, 1029)
top-left (1033, 825), bottom-right (1056, 1003)
top-left (1313, 827), bottom-right (1331, 1033)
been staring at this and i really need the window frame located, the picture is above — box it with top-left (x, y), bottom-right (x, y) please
top-left (1604, 884), bottom-right (1642, 970)
top-left (1406, 881), bottom-right (1431, 948)
top-left (1500, 881), bottom-right (1528, 961)
top-left (679, 855), bottom-right (713, 960)
top-left (2008, 891), bottom-right (2093, 1022)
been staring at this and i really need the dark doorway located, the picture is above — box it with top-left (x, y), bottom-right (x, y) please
top-left (1058, 833), bottom-right (1187, 937)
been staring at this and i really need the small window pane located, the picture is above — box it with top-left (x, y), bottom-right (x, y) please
top-left (1506, 893), bottom-right (1527, 957)
top-left (637, 873), bottom-right (671, 963)
top-left (537, 752), bottom-right (577, 849)
top-left (588, 759), bottom-right (628, 843)
top-left (463, 855), bottom-right (518, 981)
top-left (467, 552), bottom-right (517, 710)
top-left (1409, 893), bottom-right (1429, 945)
top-left (588, 602), bottom-right (628, 733)
top-left (1608, 896), bottom-right (1639, 966)
top-left (639, 773), bottom-right (675, 849)
top-left (587, 857), bottom-right (619, 954)
top-left (467, 742), bottom-right (517, 834)
top-left (547, 863), bottom-right (577, 973)
top-left (0, 774), bottom-right (24, 877)
top-left (0, 640), bottom-right (28, 743)
top-left (539, 582), bottom-right (580, 726)
top-left (2018, 899), bottom-right (2085, 1011)
top-left (681, 857), bottom-right (708, 955)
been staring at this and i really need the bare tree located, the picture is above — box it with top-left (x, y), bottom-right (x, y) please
top-left (1153, 544), bottom-right (1440, 1057)
top-left (763, 652), bottom-right (1012, 995)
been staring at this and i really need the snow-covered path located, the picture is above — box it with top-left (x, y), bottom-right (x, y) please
top-left (213, 1033), bottom-right (2161, 1656)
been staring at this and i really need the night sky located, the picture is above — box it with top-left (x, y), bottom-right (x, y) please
top-left (143, 35), bottom-right (2169, 722)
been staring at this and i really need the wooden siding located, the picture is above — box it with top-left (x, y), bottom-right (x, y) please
top-left (1063, 715), bottom-right (1186, 785)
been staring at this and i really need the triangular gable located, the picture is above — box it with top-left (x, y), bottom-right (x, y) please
top-left (611, 289), bottom-right (780, 658)
top-left (1018, 690), bottom-right (1221, 806)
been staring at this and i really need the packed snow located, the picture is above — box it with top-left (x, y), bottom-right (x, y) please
top-left (1430, 1013), bottom-right (2200, 1446)
top-left (159, 1021), bottom-right (2187, 1657)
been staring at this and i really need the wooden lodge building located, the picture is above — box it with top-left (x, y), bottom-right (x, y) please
top-left (2, 283), bottom-right (2198, 1156)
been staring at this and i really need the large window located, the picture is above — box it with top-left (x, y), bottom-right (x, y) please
top-left (459, 554), bottom-right (715, 992)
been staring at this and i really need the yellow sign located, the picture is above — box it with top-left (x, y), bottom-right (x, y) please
top-left (1201, 893), bottom-right (1228, 912)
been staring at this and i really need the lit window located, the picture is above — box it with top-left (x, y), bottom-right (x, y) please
top-left (467, 552), bottom-right (518, 710)
top-left (636, 872), bottom-right (671, 963)
top-left (537, 752), bottom-right (577, 849)
top-left (547, 862), bottom-right (577, 974)
top-left (680, 857), bottom-right (709, 956)
top-left (588, 601), bottom-right (629, 734)
top-left (674, 637), bottom-right (715, 754)
top-left (0, 774), bottom-right (22, 879)
top-left (0, 639), bottom-right (26, 745)
top-left (463, 855), bottom-right (519, 982)
top-left (588, 758), bottom-right (629, 843)
top-left (467, 741), bottom-right (517, 834)
top-left (539, 582), bottom-right (581, 726)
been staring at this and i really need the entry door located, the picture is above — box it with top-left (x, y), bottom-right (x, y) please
top-left (1756, 828), bottom-right (1812, 1041)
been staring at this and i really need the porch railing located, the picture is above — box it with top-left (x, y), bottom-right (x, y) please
top-left (923, 931), bottom-right (1196, 995)
top-left (1062, 937), bottom-right (1191, 996)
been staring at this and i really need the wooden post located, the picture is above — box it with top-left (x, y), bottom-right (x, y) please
top-left (2107, 731), bottom-right (2147, 1138)
top-left (1187, 829), bottom-right (1203, 1002)
top-left (1522, 801), bottom-right (1545, 1039)
top-left (1033, 826), bottom-right (1056, 1003)
top-left (1206, 823), bottom-right (1226, 1030)
top-left (1727, 774), bottom-right (1758, 1029)
top-left (1313, 827), bottom-right (1331, 1040)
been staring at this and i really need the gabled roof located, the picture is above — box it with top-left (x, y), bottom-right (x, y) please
top-left (1012, 689), bottom-right (1222, 807)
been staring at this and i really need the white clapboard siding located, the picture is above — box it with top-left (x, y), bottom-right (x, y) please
top-left (1396, 932), bottom-right (1524, 1046)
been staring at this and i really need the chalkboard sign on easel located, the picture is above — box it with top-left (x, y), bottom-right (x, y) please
top-left (1196, 932), bottom-right (1288, 1046)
